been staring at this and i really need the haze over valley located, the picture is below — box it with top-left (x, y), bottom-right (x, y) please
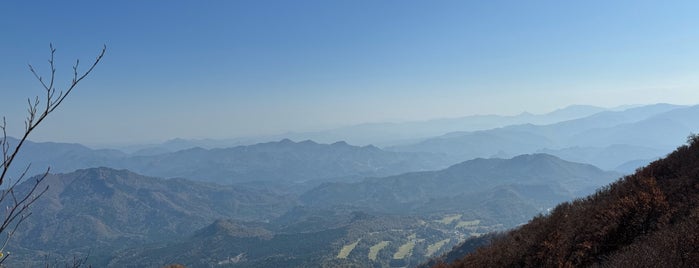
top-left (2, 1), bottom-right (699, 267)
top-left (2, 102), bottom-right (698, 267)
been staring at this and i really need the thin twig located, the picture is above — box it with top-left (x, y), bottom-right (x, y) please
top-left (0, 44), bottom-right (105, 265)
top-left (0, 44), bottom-right (106, 185)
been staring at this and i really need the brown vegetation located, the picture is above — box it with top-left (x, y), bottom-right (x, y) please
top-left (441, 135), bottom-right (699, 267)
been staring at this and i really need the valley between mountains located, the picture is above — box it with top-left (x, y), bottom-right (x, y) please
top-left (3, 103), bottom-right (698, 267)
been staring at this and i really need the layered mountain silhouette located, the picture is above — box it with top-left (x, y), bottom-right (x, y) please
top-left (302, 154), bottom-right (619, 226)
top-left (7, 139), bottom-right (447, 185)
top-left (121, 104), bottom-right (607, 151)
top-left (3, 153), bottom-right (623, 267)
top-left (9, 104), bottom-right (697, 185)
top-left (4, 103), bottom-right (697, 267)
top-left (433, 135), bottom-right (699, 267)
top-left (391, 103), bottom-right (695, 172)
top-left (117, 139), bottom-right (447, 184)
top-left (267, 105), bottom-right (608, 147)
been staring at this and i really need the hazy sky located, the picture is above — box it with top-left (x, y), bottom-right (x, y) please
top-left (2, 1), bottom-right (699, 145)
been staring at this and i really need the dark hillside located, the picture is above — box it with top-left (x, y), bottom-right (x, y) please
top-left (302, 154), bottom-right (618, 218)
top-left (2, 168), bottom-right (296, 266)
top-left (438, 135), bottom-right (699, 267)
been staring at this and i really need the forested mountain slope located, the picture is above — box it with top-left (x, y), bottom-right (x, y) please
top-left (303, 154), bottom-right (619, 222)
top-left (3, 168), bottom-right (296, 266)
top-left (436, 136), bottom-right (699, 267)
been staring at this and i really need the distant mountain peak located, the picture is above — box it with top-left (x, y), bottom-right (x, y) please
top-left (362, 144), bottom-right (380, 150)
top-left (299, 139), bottom-right (318, 145)
top-left (194, 219), bottom-right (272, 239)
top-left (510, 153), bottom-right (560, 161)
top-left (331, 141), bottom-right (349, 146)
top-left (72, 166), bottom-right (128, 179)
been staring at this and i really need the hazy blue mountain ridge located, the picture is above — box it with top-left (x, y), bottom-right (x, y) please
top-left (115, 139), bottom-right (449, 184)
top-left (115, 104), bottom-right (608, 152)
top-left (4, 138), bottom-right (450, 186)
top-left (7, 103), bottom-right (686, 185)
top-left (4, 137), bottom-right (127, 181)
top-left (301, 154), bottom-right (620, 224)
top-left (537, 144), bottom-right (666, 171)
top-left (389, 103), bottom-right (692, 171)
top-left (273, 104), bottom-right (608, 147)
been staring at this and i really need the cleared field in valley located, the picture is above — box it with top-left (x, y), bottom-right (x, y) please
top-left (368, 241), bottom-right (390, 260)
top-left (337, 239), bottom-right (361, 259)
top-left (393, 240), bottom-right (416, 259)
top-left (456, 219), bottom-right (481, 229)
top-left (436, 214), bottom-right (462, 225)
top-left (425, 238), bottom-right (451, 257)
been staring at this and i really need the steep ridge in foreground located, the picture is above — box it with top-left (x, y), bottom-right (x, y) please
top-left (436, 135), bottom-right (699, 267)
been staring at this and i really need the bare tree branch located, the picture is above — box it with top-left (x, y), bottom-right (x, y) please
top-left (0, 44), bottom-right (105, 265)
top-left (0, 44), bottom-right (106, 185)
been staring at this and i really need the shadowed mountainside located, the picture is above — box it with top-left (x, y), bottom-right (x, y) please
top-left (2, 154), bottom-right (625, 267)
top-left (434, 136), bottom-right (699, 267)
top-left (3, 167), bottom-right (297, 265)
top-left (302, 154), bottom-right (620, 226)
top-left (108, 212), bottom-right (461, 268)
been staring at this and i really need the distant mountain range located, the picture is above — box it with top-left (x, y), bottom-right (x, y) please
top-left (9, 103), bottom-right (697, 186)
top-left (117, 139), bottom-right (448, 185)
top-left (4, 152), bottom-right (623, 267)
top-left (2, 103), bottom-right (695, 267)
top-left (114, 104), bottom-right (609, 153)
top-left (390, 103), bottom-right (696, 172)
top-left (5, 104), bottom-right (699, 188)
top-left (265, 104), bottom-right (609, 147)
top-left (6, 138), bottom-right (448, 185)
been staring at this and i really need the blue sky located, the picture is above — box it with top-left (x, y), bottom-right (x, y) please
top-left (2, 1), bottom-right (699, 145)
